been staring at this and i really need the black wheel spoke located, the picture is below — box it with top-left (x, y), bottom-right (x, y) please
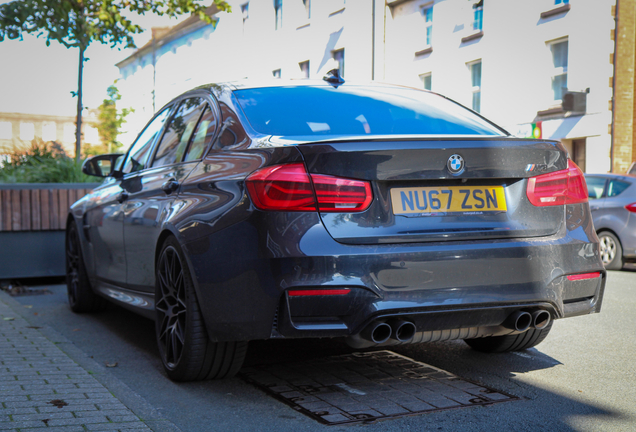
top-left (156, 245), bottom-right (188, 369)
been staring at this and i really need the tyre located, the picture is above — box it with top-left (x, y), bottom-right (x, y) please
top-left (155, 236), bottom-right (248, 382)
top-left (598, 231), bottom-right (623, 270)
top-left (66, 221), bottom-right (104, 313)
top-left (463, 322), bottom-right (553, 353)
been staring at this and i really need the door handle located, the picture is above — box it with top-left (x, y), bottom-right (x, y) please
top-left (161, 179), bottom-right (179, 194)
top-left (116, 191), bottom-right (129, 203)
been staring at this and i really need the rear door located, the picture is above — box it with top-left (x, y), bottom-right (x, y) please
top-left (123, 96), bottom-right (218, 291)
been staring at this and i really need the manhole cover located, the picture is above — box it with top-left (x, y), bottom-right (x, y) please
top-left (241, 350), bottom-right (518, 425)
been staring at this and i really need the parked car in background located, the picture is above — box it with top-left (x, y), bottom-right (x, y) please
top-left (67, 77), bottom-right (606, 382)
top-left (585, 173), bottom-right (636, 269)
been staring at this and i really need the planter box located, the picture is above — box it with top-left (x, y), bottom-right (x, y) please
top-left (0, 183), bottom-right (100, 279)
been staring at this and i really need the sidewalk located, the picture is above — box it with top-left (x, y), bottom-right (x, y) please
top-left (0, 289), bottom-right (179, 432)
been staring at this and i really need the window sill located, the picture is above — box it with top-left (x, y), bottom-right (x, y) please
top-left (537, 105), bottom-right (565, 117)
top-left (415, 46), bottom-right (433, 57)
top-left (540, 4), bottom-right (571, 19)
top-left (329, 7), bottom-right (345, 17)
top-left (461, 31), bottom-right (483, 44)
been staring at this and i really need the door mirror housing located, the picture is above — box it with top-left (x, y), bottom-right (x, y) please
top-left (82, 153), bottom-right (124, 178)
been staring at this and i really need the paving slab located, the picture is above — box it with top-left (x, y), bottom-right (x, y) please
top-left (0, 289), bottom-right (179, 432)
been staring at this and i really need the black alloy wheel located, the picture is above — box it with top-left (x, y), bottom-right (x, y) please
top-left (155, 237), bottom-right (248, 381)
top-left (156, 244), bottom-right (188, 369)
top-left (66, 221), bottom-right (103, 312)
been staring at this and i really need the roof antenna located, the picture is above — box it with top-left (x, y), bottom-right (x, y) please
top-left (323, 68), bottom-right (345, 87)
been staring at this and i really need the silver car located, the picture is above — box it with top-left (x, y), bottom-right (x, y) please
top-left (585, 173), bottom-right (636, 269)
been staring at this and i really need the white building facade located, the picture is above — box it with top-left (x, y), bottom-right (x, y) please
top-left (116, 0), bottom-right (616, 173)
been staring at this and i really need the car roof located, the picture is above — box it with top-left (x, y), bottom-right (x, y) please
top-left (195, 79), bottom-right (431, 95)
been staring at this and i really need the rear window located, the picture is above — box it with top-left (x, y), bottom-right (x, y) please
top-left (233, 86), bottom-right (505, 137)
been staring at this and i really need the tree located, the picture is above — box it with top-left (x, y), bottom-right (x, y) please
top-left (91, 83), bottom-right (132, 155)
top-left (0, 0), bottom-right (230, 162)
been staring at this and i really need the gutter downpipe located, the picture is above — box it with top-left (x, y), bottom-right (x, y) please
top-left (610, 0), bottom-right (619, 173)
top-left (372, 0), bottom-right (375, 81)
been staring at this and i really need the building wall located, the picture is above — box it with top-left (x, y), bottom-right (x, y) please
top-left (116, 0), bottom-right (619, 173)
top-left (0, 112), bottom-right (100, 157)
top-left (386, 0), bottom-right (615, 173)
top-left (612, 0), bottom-right (636, 173)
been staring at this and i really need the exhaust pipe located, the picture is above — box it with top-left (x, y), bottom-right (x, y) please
top-left (503, 311), bottom-right (532, 332)
top-left (360, 321), bottom-right (392, 344)
top-left (388, 319), bottom-right (416, 342)
top-left (532, 310), bottom-right (551, 330)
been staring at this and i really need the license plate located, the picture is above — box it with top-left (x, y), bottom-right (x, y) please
top-left (391, 186), bottom-right (507, 215)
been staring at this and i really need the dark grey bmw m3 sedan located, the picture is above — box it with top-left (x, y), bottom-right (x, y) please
top-left (66, 77), bottom-right (606, 382)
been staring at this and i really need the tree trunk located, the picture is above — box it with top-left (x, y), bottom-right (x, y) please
top-left (75, 45), bottom-right (84, 162)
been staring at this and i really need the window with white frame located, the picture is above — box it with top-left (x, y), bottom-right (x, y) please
top-left (299, 61), bottom-right (310, 78)
top-left (19, 122), bottom-right (34, 141)
top-left (549, 39), bottom-right (568, 101)
top-left (420, 73), bottom-right (432, 91)
top-left (555, 0), bottom-right (569, 4)
top-left (470, 61), bottom-right (482, 112)
top-left (42, 122), bottom-right (56, 142)
top-left (0, 122), bottom-right (11, 139)
top-left (473, 1), bottom-right (483, 31)
top-left (272, 69), bottom-right (281, 78)
top-left (422, 5), bottom-right (433, 46)
top-left (274, 0), bottom-right (283, 30)
top-left (332, 49), bottom-right (344, 77)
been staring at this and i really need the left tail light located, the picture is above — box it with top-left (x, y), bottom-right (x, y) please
top-left (246, 163), bottom-right (373, 212)
top-left (526, 160), bottom-right (588, 207)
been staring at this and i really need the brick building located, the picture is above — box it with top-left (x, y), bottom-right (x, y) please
top-left (612, 0), bottom-right (636, 173)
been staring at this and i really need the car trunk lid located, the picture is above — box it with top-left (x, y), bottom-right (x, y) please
top-left (294, 136), bottom-right (568, 244)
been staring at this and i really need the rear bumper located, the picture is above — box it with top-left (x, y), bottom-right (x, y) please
top-left (183, 210), bottom-right (605, 342)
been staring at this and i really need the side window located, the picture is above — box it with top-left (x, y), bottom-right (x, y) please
top-left (586, 177), bottom-right (606, 200)
top-left (607, 179), bottom-right (630, 198)
top-left (214, 102), bottom-right (248, 150)
top-left (184, 104), bottom-right (217, 161)
top-left (152, 97), bottom-right (206, 167)
top-left (123, 107), bottom-right (171, 174)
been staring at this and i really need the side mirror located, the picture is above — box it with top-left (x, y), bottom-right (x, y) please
top-left (82, 153), bottom-right (124, 178)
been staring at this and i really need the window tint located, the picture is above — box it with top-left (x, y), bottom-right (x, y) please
top-left (586, 176), bottom-right (606, 200)
top-left (233, 86), bottom-right (504, 137)
top-left (212, 102), bottom-right (248, 150)
top-left (607, 179), bottom-right (631, 198)
top-left (123, 106), bottom-right (171, 174)
top-left (184, 105), bottom-right (217, 161)
top-left (153, 98), bottom-right (205, 167)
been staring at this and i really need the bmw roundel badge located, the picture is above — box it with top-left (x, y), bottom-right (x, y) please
top-left (447, 154), bottom-right (465, 175)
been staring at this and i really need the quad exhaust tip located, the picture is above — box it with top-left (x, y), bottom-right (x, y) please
top-left (532, 310), bottom-right (551, 330)
top-left (504, 310), bottom-right (551, 332)
top-left (389, 319), bottom-right (416, 342)
top-left (505, 311), bottom-right (533, 332)
top-left (362, 321), bottom-right (392, 344)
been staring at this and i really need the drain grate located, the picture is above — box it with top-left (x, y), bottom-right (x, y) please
top-left (241, 350), bottom-right (518, 425)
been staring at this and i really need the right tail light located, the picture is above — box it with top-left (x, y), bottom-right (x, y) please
top-left (526, 160), bottom-right (588, 207)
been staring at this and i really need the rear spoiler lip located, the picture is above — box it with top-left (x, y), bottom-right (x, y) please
top-left (268, 134), bottom-right (560, 146)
